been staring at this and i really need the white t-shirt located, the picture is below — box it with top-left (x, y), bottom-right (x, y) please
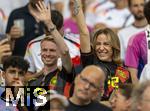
top-left (118, 24), bottom-right (147, 61)
top-left (140, 25), bottom-right (150, 83)
top-left (140, 64), bottom-right (150, 83)
top-left (24, 35), bottom-right (44, 73)
top-left (95, 7), bottom-right (134, 28)
top-left (86, 0), bottom-right (115, 27)
top-left (24, 33), bottom-right (80, 73)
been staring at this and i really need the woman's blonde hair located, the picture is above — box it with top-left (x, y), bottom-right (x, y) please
top-left (92, 28), bottom-right (121, 64)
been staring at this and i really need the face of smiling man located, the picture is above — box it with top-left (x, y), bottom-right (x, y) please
top-left (41, 39), bottom-right (59, 67)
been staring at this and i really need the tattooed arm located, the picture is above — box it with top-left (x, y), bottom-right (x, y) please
top-left (73, 0), bottom-right (91, 53)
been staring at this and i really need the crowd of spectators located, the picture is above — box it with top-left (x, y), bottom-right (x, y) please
top-left (0, 0), bottom-right (150, 111)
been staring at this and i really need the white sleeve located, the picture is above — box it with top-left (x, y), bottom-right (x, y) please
top-left (24, 45), bottom-right (36, 73)
top-left (118, 31), bottom-right (125, 61)
top-left (140, 64), bottom-right (150, 83)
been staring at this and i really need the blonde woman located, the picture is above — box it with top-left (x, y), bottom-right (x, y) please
top-left (73, 0), bottom-right (131, 101)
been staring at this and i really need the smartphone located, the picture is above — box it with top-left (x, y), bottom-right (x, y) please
top-left (0, 34), bottom-right (7, 41)
top-left (0, 34), bottom-right (11, 47)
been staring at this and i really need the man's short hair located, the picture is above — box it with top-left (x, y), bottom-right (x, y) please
top-left (41, 35), bottom-right (56, 45)
top-left (51, 10), bottom-right (63, 30)
top-left (128, 0), bottom-right (145, 7)
top-left (128, 0), bottom-right (132, 7)
top-left (3, 56), bottom-right (29, 72)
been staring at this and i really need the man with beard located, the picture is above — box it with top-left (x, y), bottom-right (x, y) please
top-left (6, 0), bottom-right (45, 57)
top-left (118, 0), bottom-right (147, 62)
top-left (125, 0), bottom-right (150, 84)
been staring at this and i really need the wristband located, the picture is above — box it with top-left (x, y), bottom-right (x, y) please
top-left (48, 25), bottom-right (56, 33)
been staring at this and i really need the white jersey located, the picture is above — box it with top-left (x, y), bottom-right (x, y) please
top-left (140, 64), bottom-right (150, 83)
top-left (24, 33), bottom-right (80, 73)
top-left (86, 0), bottom-right (115, 27)
top-left (140, 25), bottom-right (150, 83)
top-left (118, 24), bottom-right (147, 61)
top-left (95, 7), bottom-right (134, 28)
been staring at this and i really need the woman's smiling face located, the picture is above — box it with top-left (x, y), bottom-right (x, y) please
top-left (95, 34), bottom-right (113, 62)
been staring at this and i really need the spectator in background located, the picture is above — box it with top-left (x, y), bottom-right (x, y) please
top-left (139, 1), bottom-right (150, 83)
top-left (110, 84), bottom-right (133, 111)
top-left (125, 0), bottom-right (150, 84)
top-left (131, 80), bottom-right (150, 111)
top-left (66, 65), bottom-right (112, 111)
top-left (118, 0), bottom-right (147, 62)
top-left (85, 0), bottom-right (115, 28)
top-left (6, 0), bottom-right (45, 57)
top-left (95, 0), bottom-right (134, 33)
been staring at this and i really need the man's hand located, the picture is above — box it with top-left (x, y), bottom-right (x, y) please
top-left (0, 38), bottom-right (12, 63)
top-left (9, 25), bottom-right (22, 39)
top-left (31, 1), bottom-right (51, 24)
